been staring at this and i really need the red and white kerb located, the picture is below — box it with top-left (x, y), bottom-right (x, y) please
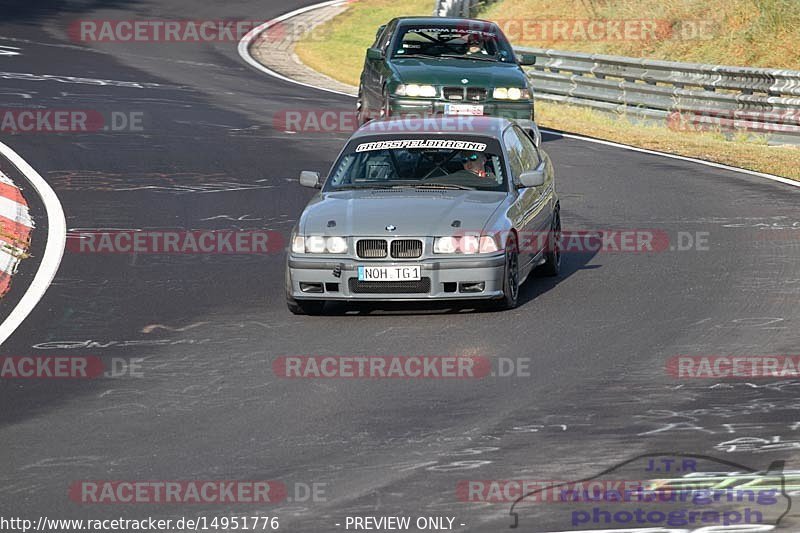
top-left (0, 170), bottom-right (33, 297)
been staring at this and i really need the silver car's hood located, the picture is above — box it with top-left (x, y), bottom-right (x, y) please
top-left (301, 189), bottom-right (507, 236)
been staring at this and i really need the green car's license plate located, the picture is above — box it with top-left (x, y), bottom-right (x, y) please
top-left (444, 104), bottom-right (484, 116)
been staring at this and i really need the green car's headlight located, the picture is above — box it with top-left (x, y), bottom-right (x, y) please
top-left (492, 87), bottom-right (531, 100)
top-left (292, 235), bottom-right (348, 254)
top-left (394, 84), bottom-right (437, 98)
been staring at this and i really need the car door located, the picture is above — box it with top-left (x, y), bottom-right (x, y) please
top-left (362, 21), bottom-right (395, 112)
top-left (514, 124), bottom-right (553, 252)
top-left (502, 126), bottom-right (538, 269)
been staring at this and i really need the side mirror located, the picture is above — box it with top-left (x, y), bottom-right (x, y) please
top-left (299, 171), bottom-right (322, 189)
top-left (366, 48), bottom-right (384, 61)
top-left (516, 52), bottom-right (536, 66)
top-left (518, 169), bottom-right (545, 188)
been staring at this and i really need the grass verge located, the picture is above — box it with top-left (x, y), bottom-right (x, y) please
top-left (479, 0), bottom-right (800, 69)
top-left (535, 102), bottom-right (800, 180)
top-left (295, 0), bottom-right (434, 87)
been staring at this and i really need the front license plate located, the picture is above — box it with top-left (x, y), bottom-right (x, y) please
top-left (445, 104), bottom-right (484, 116)
top-left (358, 265), bottom-right (422, 281)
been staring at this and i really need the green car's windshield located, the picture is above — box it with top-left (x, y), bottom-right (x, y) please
top-left (326, 139), bottom-right (507, 192)
top-left (391, 25), bottom-right (514, 62)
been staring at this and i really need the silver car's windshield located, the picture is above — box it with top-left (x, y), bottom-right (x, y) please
top-left (327, 146), bottom-right (507, 191)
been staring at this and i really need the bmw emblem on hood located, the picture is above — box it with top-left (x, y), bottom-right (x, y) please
top-left (385, 225), bottom-right (397, 232)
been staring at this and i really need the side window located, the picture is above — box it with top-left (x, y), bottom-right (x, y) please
top-left (492, 24), bottom-right (517, 62)
top-left (502, 128), bottom-right (524, 183)
top-left (372, 26), bottom-right (385, 48)
top-left (514, 126), bottom-right (542, 171)
top-left (381, 23), bottom-right (396, 53)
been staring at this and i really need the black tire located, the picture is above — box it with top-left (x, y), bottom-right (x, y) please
top-left (379, 88), bottom-right (391, 119)
top-left (536, 210), bottom-right (561, 277)
top-left (356, 86), bottom-right (370, 126)
top-left (493, 233), bottom-right (520, 310)
top-left (285, 265), bottom-right (325, 315)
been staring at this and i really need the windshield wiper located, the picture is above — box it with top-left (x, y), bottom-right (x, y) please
top-left (395, 53), bottom-right (444, 60)
top-left (333, 183), bottom-right (415, 190)
top-left (415, 183), bottom-right (474, 190)
top-left (439, 54), bottom-right (499, 62)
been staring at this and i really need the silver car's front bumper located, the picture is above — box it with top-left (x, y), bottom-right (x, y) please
top-left (287, 254), bottom-right (506, 301)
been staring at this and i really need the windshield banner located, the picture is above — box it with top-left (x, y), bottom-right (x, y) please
top-left (355, 139), bottom-right (487, 152)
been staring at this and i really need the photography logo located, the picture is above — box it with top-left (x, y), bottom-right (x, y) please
top-left (507, 453), bottom-right (791, 531)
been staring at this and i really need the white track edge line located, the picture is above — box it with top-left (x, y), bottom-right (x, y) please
top-left (238, 0), bottom-right (355, 98)
top-left (542, 130), bottom-right (800, 188)
top-left (0, 141), bottom-right (67, 346)
top-left (239, 0), bottom-right (799, 189)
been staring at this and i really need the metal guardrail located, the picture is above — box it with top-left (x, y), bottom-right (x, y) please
top-left (433, 0), bottom-right (479, 18)
top-left (518, 47), bottom-right (800, 143)
top-left (434, 0), bottom-right (800, 143)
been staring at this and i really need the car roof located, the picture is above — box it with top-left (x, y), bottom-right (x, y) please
top-left (351, 116), bottom-right (514, 140)
top-left (392, 17), bottom-right (497, 27)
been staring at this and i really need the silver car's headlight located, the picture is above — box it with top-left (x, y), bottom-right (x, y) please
top-left (492, 87), bottom-right (530, 100)
top-left (433, 236), bottom-right (459, 254)
top-left (325, 236), bottom-right (348, 254)
top-left (394, 84), bottom-right (437, 98)
top-left (434, 235), bottom-right (500, 254)
top-left (292, 235), bottom-right (348, 254)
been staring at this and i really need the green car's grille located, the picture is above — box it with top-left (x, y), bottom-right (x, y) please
top-left (443, 87), bottom-right (488, 102)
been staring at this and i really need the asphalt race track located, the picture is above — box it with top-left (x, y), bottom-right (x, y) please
top-left (1, 1), bottom-right (799, 532)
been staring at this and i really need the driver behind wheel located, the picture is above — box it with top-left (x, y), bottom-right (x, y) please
top-left (463, 152), bottom-right (490, 178)
top-left (465, 33), bottom-right (488, 56)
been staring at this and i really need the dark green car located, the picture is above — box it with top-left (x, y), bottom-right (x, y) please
top-left (357, 17), bottom-right (537, 130)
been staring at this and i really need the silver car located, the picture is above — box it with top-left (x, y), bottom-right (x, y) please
top-left (286, 116), bottom-right (560, 314)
